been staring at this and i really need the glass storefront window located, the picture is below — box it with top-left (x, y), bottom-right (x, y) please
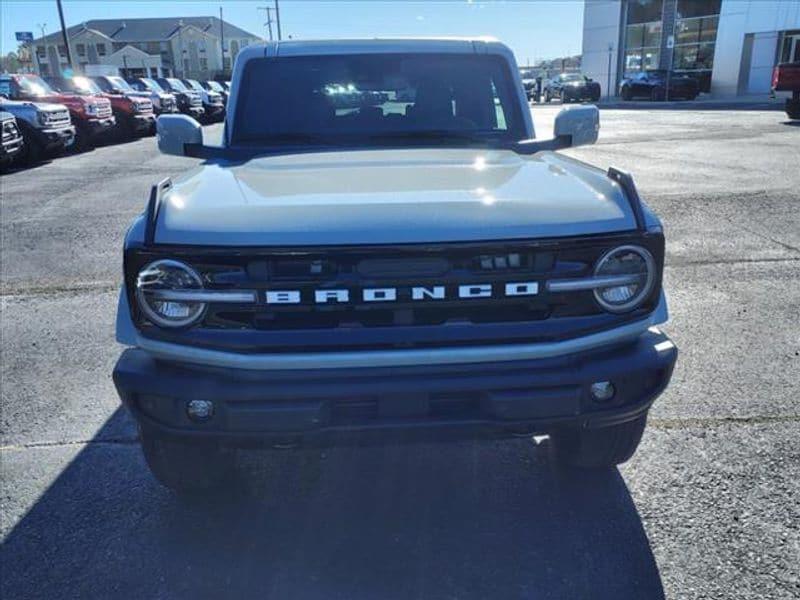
top-left (676, 16), bottom-right (718, 45)
top-left (628, 0), bottom-right (664, 25)
top-left (677, 0), bottom-right (721, 19)
top-left (625, 48), bottom-right (661, 72)
top-left (673, 42), bottom-right (715, 71)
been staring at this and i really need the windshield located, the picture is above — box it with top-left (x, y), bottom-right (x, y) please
top-left (184, 79), bottom-right (203, 92)
top-left (166, 78), bottom-right (189, 92)
top-left (233, 53), bottom-right (526, 147)
top-left (16, 75), bottom-right (56, 97)
top-left (207, 81), bottom-right (224, 92)
top-left (107, 76), bottom-right (133, 92)
top-left (71, 77), bottom-right (102, 94)
top-left (140, 78), bottom-right (164, 93)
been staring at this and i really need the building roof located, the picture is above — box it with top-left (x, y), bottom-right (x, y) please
top-left (34, 17), bottom-right (259, 45)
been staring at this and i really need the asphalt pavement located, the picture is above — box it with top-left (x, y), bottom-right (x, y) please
top-left (1, 107), bottom-right (798, 599)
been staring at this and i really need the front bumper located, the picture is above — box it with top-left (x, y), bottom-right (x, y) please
top-left (35, 125), bottom-right (76, 150)
top-left (128, 114), bottom-right (156, 133)
top-left (82, 116), bottom-right (116, 137)
top-left (562, 86), bottom-right (600, 101)
top-left (182, 106), bottom-right (205, 118)
top-left (114, 329), bottom-right (677, 447)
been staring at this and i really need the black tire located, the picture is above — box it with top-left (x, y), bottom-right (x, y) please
top-left (650, 86), bottom-right (665, 101)
top-left (20, 133), bottom-right (43, 165)
top-left (621, 86), bottom-right (632, 101)
top-left (544, 90), bottom-right (551, 103)
top-left (551, 414), bottom-right (647, 469)
top-left (786, 99), bottom-right (800, 120)
top-left (140, 429), bottom-right (236, 494)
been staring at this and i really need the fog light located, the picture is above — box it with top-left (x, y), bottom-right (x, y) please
top-left (186, 399), bottom-right (214, 421)
top-left (590, 381), bottom-right (615, 403)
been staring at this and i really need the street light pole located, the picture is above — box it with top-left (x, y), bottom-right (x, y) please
top-left (56, 0), bottom-right (74, 73)
top-left (219, 6), bottom-right (226, 75)
top-left (275, 0), bottom-right (282, 41)
top-left (607, 44), bottom-right (614, 100)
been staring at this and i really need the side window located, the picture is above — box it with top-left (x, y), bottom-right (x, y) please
top-left (0, 78), bottom-right (12, 97)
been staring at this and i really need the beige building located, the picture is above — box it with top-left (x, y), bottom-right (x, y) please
top-left (32, 17), bottom-right (261, 79)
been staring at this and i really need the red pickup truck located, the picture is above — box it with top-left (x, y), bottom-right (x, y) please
top-left (772, 62), bottom-right (800, 120)
top-left (2, 73), bottom-right (114, 149)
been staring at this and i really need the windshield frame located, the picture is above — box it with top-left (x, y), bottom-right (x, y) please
top-left (166, 78), bottom-right (189, 92)
top-left (231, 52), bottom-right (528, 150)
top-left (15, 74), bottom-right (57, 97)
top-left (139, 78), bottom-right (164, 93)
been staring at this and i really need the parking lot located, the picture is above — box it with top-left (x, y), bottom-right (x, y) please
top-left (1, 106), bottom-right (798, 599)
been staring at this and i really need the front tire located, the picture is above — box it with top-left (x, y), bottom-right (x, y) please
top-left (551, 414), bottom-right (648, 469)
top-left (621, 86), bottom-right (632, 101)
top-left (140, 429), bottom-right (236, 494)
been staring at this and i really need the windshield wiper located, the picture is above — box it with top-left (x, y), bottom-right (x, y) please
top-left (242, 133), bottom-right (335, 145)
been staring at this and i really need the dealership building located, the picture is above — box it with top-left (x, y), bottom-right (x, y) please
top-left (582, 0), bottom-right (800, 97)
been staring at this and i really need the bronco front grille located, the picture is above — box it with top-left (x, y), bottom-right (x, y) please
top-left (2, 119), bottom-right (19, 141)
top-left (47, 110), bottom-right (71, 128)
top-left (127, 233), bottom-right (665, 352)
top-left (95, 103), bottom-right (113, 119)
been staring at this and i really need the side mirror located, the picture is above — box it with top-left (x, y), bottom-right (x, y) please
top-left (157, 114), bottom-right (203, 157)
top-left (554, 104), bottom-right (599, 147)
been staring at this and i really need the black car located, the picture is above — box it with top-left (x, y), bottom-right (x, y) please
top-left (620, 70), bottom-right (699, 101)
top-left (543, 73), bottom-right (601, 103)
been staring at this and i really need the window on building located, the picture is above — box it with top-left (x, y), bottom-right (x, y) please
top-left (97, 43), bottom-right (106, 56)
top-left (200, 58), bottom-right (208, 70)
top-left (673, 0), bottom-right (720, 92)
top-left (627, 0), bottom-right (664, 25)
top-left (76, 43), bottom-right (86, 56)
top-left (625, 19), bottom-right (662, 72)
top-left (183, 58), bottom-right (190, 73)
top-left (676, 0), bottom-right (721, 19)
top-left (36, 46), bottom-right (46, 58)
top-left (58, 45), bottom-right (67, 57)
top-left (147, 42), bottom-right (160, 54)
top-left (241, 39), bottom-right (249, 48)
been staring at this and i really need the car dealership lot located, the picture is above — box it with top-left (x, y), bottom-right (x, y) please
top-left (1, 108), bottom-right (798, 599)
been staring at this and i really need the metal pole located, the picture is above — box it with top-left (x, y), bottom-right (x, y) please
top-left (607, 44), bottom-right (613, 100)
top-left (275, 0), bottom-right (282, 41)
top-left (219, 6), bottom-right (225, 75)
top-left (56, 0), bottom-right (73, 73)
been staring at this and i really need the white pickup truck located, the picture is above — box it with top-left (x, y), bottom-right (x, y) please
top-left (113, 38), bottom-right (677, 494)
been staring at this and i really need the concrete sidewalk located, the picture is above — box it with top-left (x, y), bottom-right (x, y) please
top-left (595, 95), bottom-right (785, 111)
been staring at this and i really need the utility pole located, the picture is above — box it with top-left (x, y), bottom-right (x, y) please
top-left (56, 0), bottom-right (74, 73)
top-left (275, 0), bottom-right (282, 41)
top-left (258, 6), bottom-right (275, 41)
top-left (219, 6), bottom-right (226, 74)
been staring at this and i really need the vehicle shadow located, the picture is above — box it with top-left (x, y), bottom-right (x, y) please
top-left (1, 408), bottom-right (664, 600)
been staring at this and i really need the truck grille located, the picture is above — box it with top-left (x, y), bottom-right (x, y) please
top-left (190, 96), bottom-right (202, 108)
top-left (135, 100), bottom-right (153, 115)
top-left (47, 110), bottom-right (71, 128)
top-left (2, 119), bottom-right (20, 141)
top-left (95, 102), bottom-right (113, 119)
top-left (128, 234), bottom-right (665, 352)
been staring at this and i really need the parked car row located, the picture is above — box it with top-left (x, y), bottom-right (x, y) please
top-left (0, 73), bottom-right (230, 170)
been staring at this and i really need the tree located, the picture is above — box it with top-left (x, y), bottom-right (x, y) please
top-left (1, 51), bottom-right (22, 73)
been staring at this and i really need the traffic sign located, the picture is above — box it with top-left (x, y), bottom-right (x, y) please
top-left (15, 32), bottom-right (34, 43)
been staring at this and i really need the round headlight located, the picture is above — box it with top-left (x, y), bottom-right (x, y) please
top-left (135, 259), bottom-right (206, 328)
top-left (593, 245), bottom-right (655, 313)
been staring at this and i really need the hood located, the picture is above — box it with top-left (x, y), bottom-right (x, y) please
top-left (155, 148), bottom-right (637, 246)
top-left (0, 98), bottom-right (68, 112)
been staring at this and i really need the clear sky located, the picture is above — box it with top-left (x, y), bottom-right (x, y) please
top-left (1, 0), bottom-right (584, 65)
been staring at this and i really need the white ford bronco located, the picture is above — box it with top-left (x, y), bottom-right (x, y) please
top-left (113, 38), bottom-right (677, 493)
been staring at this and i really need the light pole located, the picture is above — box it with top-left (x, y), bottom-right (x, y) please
top-left (275, 0), bottom-right (282, 41)
top-left (607, 43), bottom-right (614, 100)
top-left (56, 0), bottom-right (74, 73)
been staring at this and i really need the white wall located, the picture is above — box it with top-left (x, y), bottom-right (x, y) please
top-left (581, 0), bottom-right (623, 97)
top-left (712, 0), bottom-right (800, 96)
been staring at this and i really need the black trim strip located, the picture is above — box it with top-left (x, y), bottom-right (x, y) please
top-left (607, 167), bottom-right (646, 231)
top-left (144, 178), bottom-right (172, 246)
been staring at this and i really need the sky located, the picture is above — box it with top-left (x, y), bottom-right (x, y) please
top-left (1, 0), bottom-right (584, 65)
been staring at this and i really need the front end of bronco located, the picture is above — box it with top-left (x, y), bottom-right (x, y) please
top-left (113, 39), bottom-right (677, 493)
